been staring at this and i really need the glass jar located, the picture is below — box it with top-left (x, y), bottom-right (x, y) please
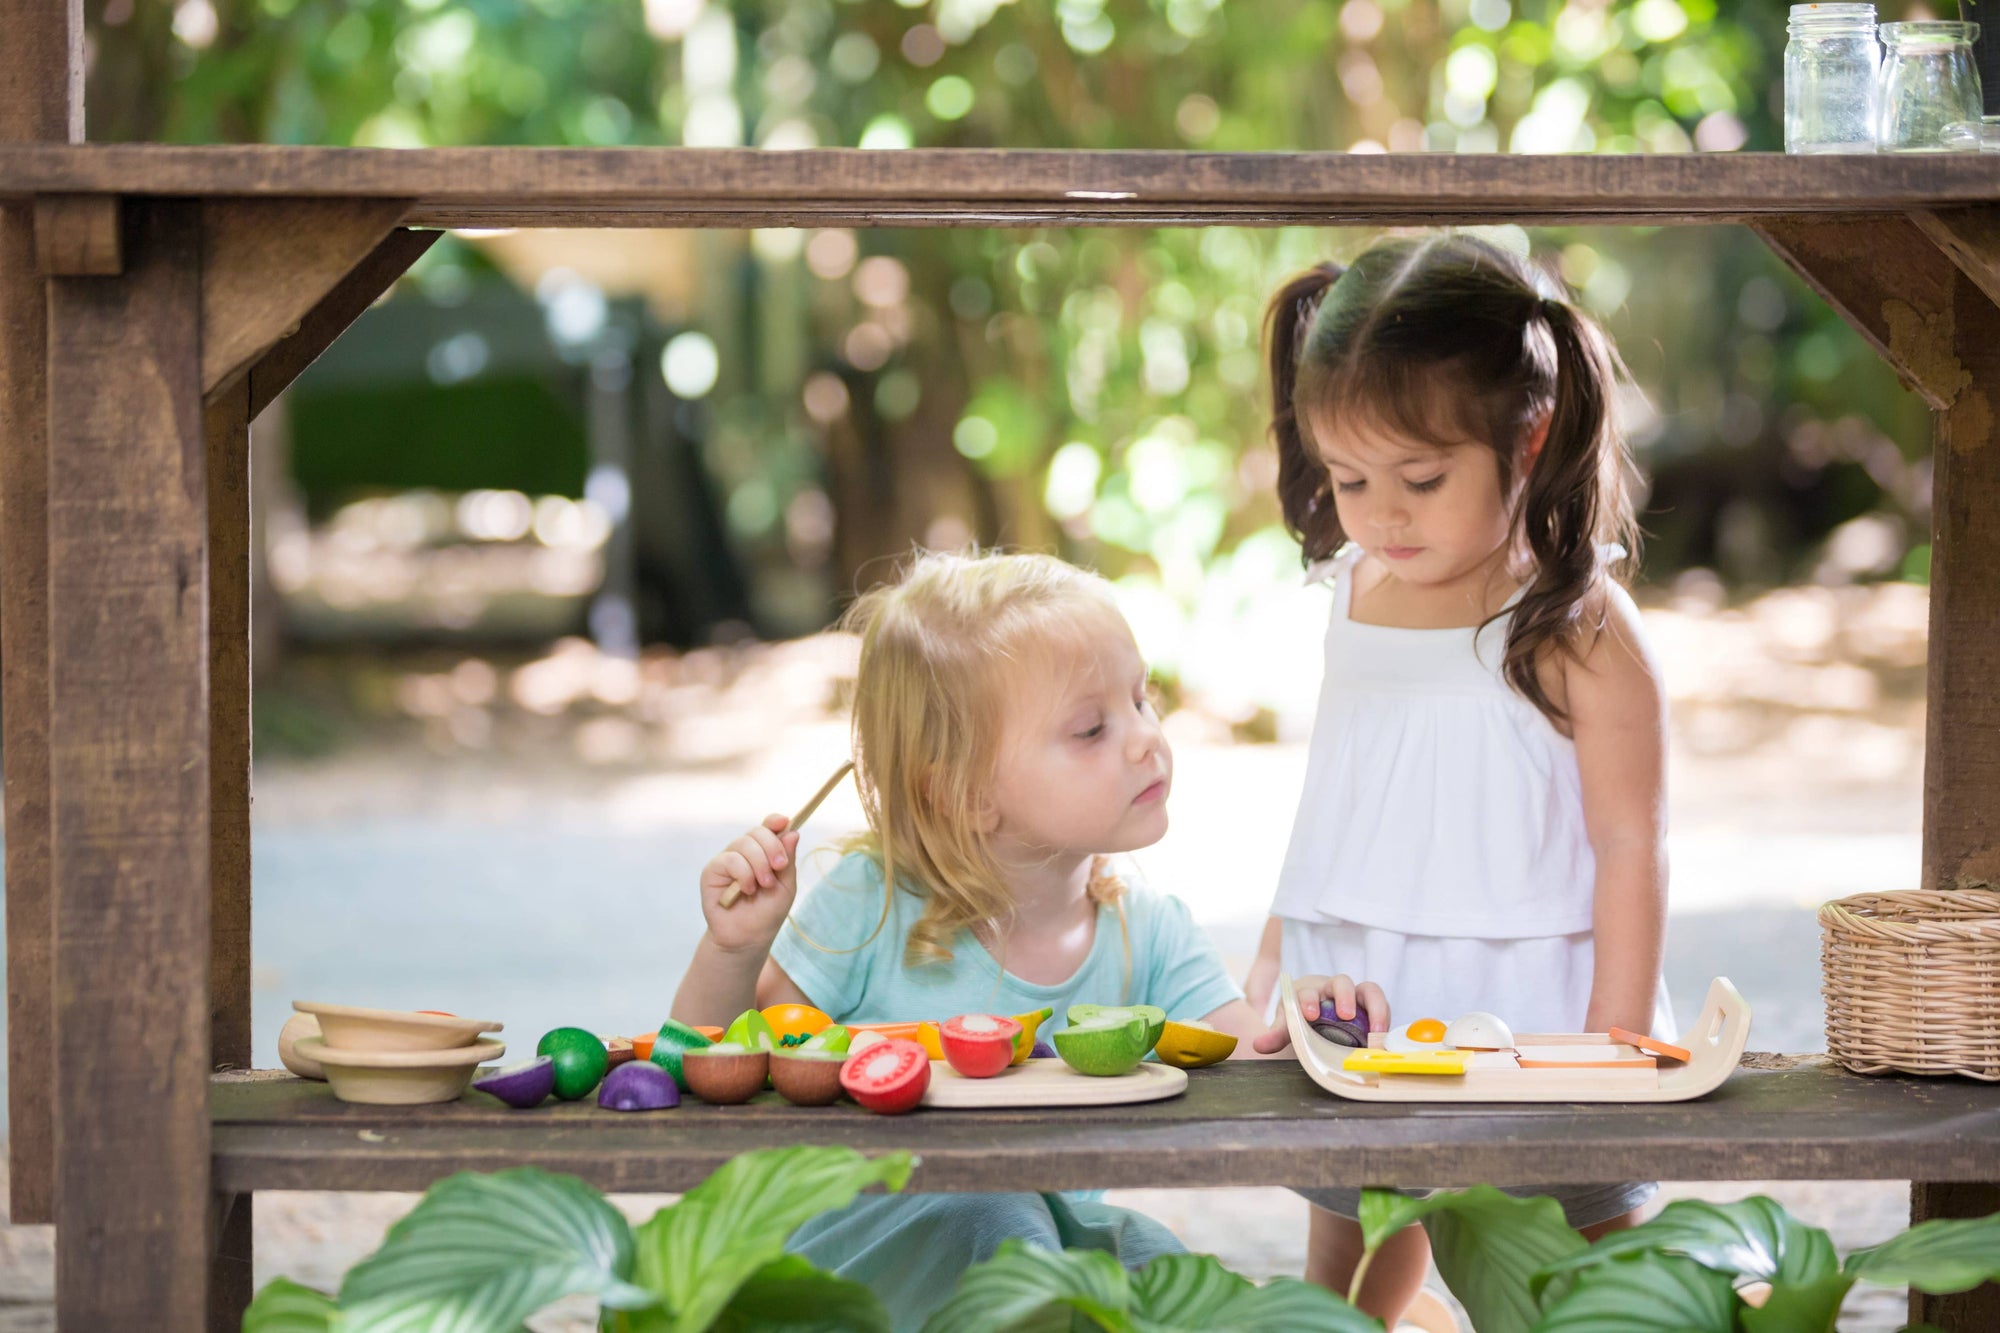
top-left (1786, 4), bottom-right (1881, 153)
top-left (1877, 21), bottom-right (1984, 151)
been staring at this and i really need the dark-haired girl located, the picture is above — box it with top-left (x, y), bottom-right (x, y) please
top-left (1246, 234), bottom-right (1676, 1324)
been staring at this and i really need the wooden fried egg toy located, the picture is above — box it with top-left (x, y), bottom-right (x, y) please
top-left (1380, 1012), bottom-right (1516, 1053)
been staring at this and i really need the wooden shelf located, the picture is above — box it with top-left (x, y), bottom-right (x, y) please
top-left (7, 147), bottom-right (2000, 227)
top-left (212, 1059), bottom-right (2000, 1195)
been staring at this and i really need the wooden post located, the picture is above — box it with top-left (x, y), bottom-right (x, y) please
top-left (206, 379), bottom-right (254, 1331)
top-left (47, 198), bottom-right (212, 1329)
top-left (1908, 266), bottom-right (2000, 1331)
top-left (0, 0), bottom-right (84, 1228)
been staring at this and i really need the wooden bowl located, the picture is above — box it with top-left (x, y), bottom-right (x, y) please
top-left (681, 1047), bottom-right (769, 1104)
top-left (770, 1050), bottom-right (847, 1106)
top-left (299, 1037), bottom-right (507, 1105)
top-left (278, 1013), bottom-right (326, 1079)
top-left (293, 1001), bottom-right (501, 1052)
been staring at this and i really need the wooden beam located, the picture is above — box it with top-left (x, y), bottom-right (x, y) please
top-left (0, 0), bottom-right (83, 1231)
top-left (1, 147), bottom-right (1999, 228)
top-left (33, 194), bottom-right (119, 275)
top-left (246, 223), bottom-right (438, 419)
top-left (1922, 270), bottom-right (2000, 892)
top-left (48, 198), bottom-right (211, 1329)
top-left (1912, 206), bottom-right (2000, 315)
top-left (1751, 215), bottom-right (1970, 412)
top-left (201, 197), bottom-right (410, 398)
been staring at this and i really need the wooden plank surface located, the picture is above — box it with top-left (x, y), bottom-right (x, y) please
top-left (48, 198), bottom-right (212, 1329)
top-left (211, 1059), bottom-right (2000, 1195)
top-left (0, 0), bottom-right (83, 1230)
top-left (3, 149), bottom-right (2000, 228)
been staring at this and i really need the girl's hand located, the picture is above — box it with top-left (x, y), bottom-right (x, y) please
top-left (699, 814), bottom-right (800, 953)
top-left (1249, 973), bottom-right (1390, 1054)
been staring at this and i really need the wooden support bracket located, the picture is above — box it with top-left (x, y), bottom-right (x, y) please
top-left (33, 193), bottom-right (119, 275)
top-left (200, 197), bottom-right (417, 403)
top-left (245, 222), bottom-right (439, 419)
top-left (1911, 206), bottom-right (2000, 316)
top-left (1751, 215), bottom-right (1969, 411)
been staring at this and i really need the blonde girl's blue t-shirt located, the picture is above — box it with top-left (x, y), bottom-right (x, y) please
top-left (769, 850), bottom-right (1243, 1029)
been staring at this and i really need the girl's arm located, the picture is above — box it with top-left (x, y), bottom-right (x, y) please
top-left (1242, 916), bottom-right (1284, 1017)
top-left (670, 814), bottom-right (816, 1026)
top-left (1566, 585), bottom-right (1670, 1036)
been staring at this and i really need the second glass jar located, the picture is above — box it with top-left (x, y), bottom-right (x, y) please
top-left (1877, 21), bottom-right (1984, 151)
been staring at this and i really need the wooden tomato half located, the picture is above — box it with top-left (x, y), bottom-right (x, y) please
top-left (939, 1013), bottom-right (1022, 1079)
top-left (839, 1038), bottom-right (931, 1115)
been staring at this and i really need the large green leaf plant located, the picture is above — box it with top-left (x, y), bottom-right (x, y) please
top-left (243, 1159), bottom-right (1998, 1332)
top-left (240, 1145), bottom-right (1368, 1332)
top-left (1368, 1185), bottom-right (2000, 1333)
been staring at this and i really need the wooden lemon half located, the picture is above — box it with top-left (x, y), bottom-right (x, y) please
top-left (1153, 1019), bottom-right (1237, 1069)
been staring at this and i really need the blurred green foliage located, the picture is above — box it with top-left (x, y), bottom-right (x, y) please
top-left (96, 0), bottom-right (1935, 615)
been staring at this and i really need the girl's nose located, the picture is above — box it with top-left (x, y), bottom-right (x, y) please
top-left (1129, 706), bottom-right (1166, 762)
top-left (1368, 493), bottom-right (1410, 530)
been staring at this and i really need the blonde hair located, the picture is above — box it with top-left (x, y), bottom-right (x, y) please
top-left (822, 549), bottom-right (1132, 969)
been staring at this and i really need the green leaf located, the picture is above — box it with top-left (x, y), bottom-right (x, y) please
top-left (1356, 1189), bottom-right (1434, 1254)
top-left (337, 1167), bottom-right (653, 1333)
top-left (242, 1277), bottom-right (340, 1333)
top-left (1532, 1253), bottom-right (1740, 1333)
top-left (1533, 1197), bottom-right (1837, 1299)
top-left (1128, 1253), bottom-right (1383, 1333)
top-left (1739, 1273), bottom-right (1854, 1333)
top-left (708, 1255), bottom-right (892, 1332)
top-left (632, 1146), bottom-right (913, 1333)
top-left (918, 1241), bottom-right (1132, 1333)
top-left (1374, 1187), bottom-right (1585, 1333)
top-left (1846, 1211), bottom-right (2000, 1294)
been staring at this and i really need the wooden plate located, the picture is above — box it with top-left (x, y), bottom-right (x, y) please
top-left (921, 1057), bottom-right (1188, 1108)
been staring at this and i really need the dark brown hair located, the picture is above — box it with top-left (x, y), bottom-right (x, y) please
top-left (1264, 234), bottom-right (1639, 724)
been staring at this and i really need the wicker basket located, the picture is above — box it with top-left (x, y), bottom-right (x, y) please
top-left (1819, 889), bottom-right (2000, 1081)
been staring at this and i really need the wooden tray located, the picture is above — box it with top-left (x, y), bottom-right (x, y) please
top-left (1279, 975), bottom-right (1751, 1103)
top-left (921, 1058), bottom-right (1188, 1108)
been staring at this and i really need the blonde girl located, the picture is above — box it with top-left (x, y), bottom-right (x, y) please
top-left (673, 550), bottom-right (1343, 1333)
top-left (1245, 234), bottom-right (1675, 1325)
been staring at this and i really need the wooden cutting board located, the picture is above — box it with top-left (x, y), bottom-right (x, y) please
top-left (921, 1058), bottom-right (1188, 1108)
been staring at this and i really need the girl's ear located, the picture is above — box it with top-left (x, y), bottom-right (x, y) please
top-left (1522, 410), bottom-right (1553, 471)
top-left (970, 790), bottom-right (1001, 834)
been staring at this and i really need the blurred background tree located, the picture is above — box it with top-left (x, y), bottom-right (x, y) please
top-left (84, 0), bottom-right (1938, 689)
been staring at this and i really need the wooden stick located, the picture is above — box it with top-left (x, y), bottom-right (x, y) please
top-left (718, 760), bottom-right (854, 908)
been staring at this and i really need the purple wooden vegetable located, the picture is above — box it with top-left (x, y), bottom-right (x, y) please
top-left (1028, 1040), bottom-right (1057, 1060)
top-left (598, 1059), bottom-right (681, 1111)
top-left (1311, 1015), bottom-right (1369, 1048)
top-left (473, 1055), bottom-right (556, 1109)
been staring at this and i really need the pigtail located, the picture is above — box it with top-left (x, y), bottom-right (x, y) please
top-left (1264, 262), bottom-right (1348, 565)
top-left (1501, 295), bottom-right (1640, 721)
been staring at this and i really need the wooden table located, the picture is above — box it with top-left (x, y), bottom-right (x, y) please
top-left (214, 1059), bottom-right (2000, 1197)
top-left (6, 9), bottom-right (2000, 1327)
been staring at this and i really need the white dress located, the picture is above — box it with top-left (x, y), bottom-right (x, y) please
top-left (1272, 544), bottom-right (1675, 1041)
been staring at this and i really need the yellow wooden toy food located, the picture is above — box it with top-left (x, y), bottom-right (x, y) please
top-left (1153, 1019), bottom-right (1238, 1068)
top-left (1341, 1048), bottom-right (1474, 1076)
